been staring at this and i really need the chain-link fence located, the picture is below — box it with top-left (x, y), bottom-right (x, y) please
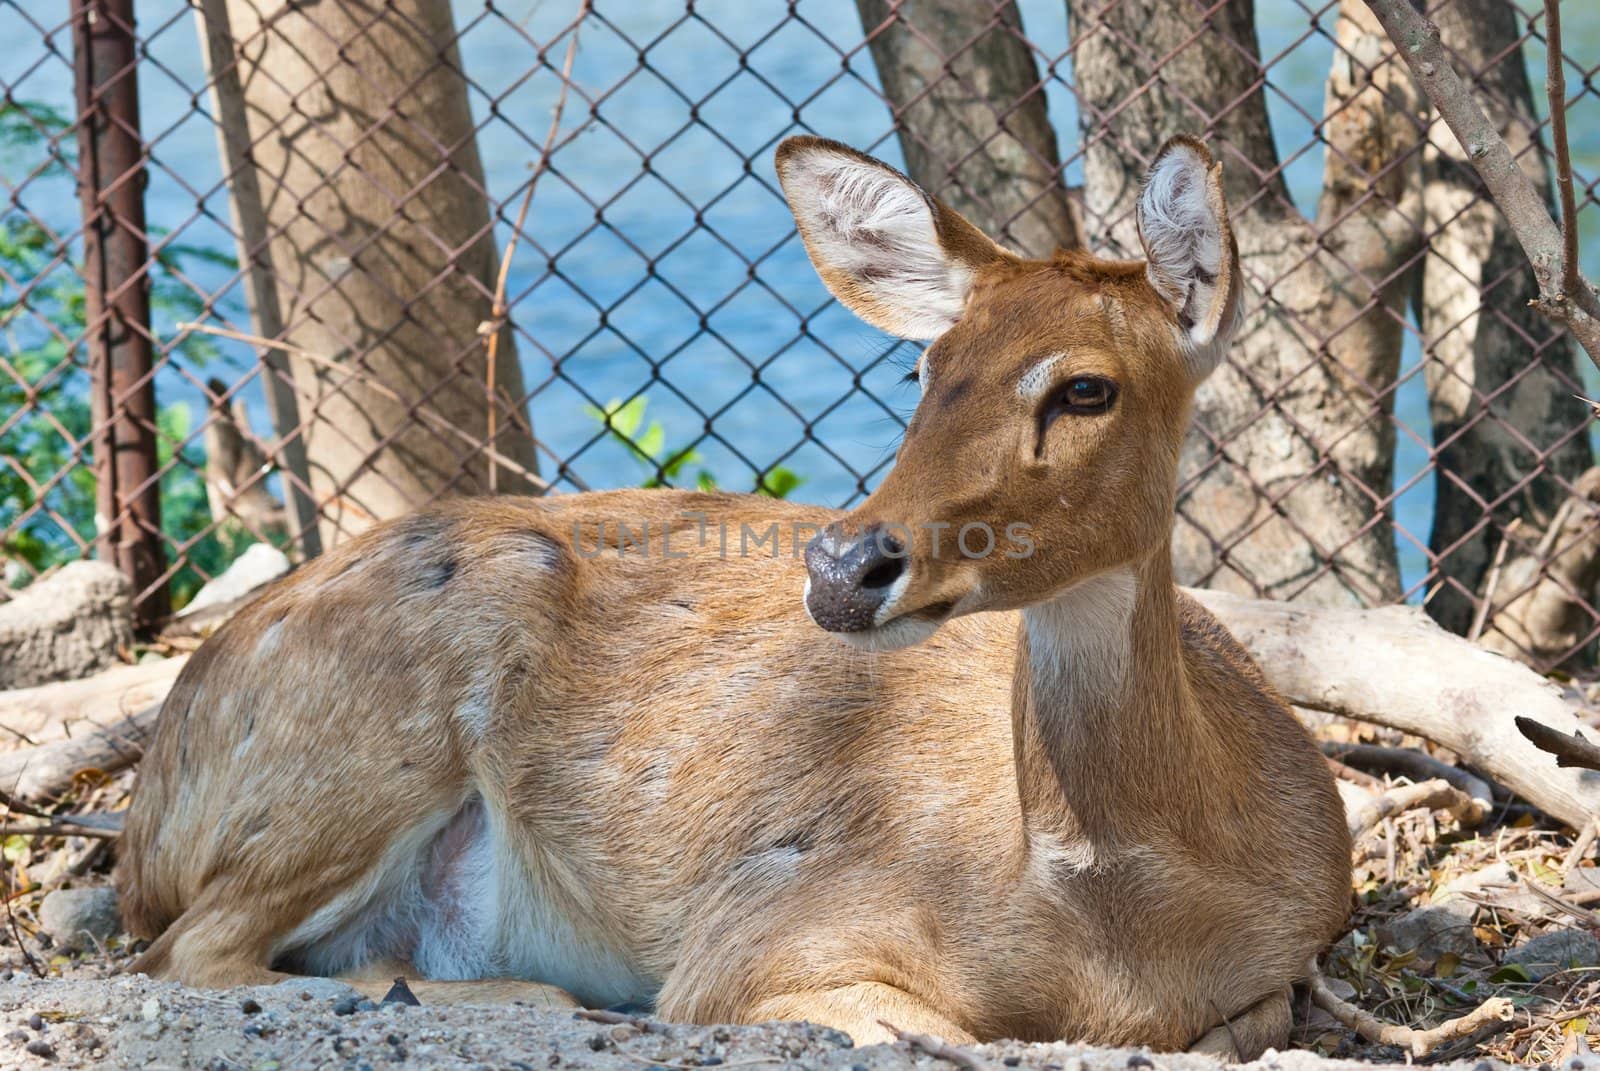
top-left (2, 0), bottom-right (1598, 670)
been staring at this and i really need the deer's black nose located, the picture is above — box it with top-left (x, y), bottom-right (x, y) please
top-left (804, 523), bottom-right (906, 632)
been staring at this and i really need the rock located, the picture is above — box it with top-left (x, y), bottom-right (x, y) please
top-left (179, 543), bottom-right (290, 618)
top-left (1374, 905), bottom-right (1479, 963)
top-left (1378, 861), bottom-right (1553, 964)
top-left (1504, 929), bottom-right (1600, 980)
top-left (38, 887), bottom-right (122, 952)
top-left (0, 562), bottom-right (133, 689)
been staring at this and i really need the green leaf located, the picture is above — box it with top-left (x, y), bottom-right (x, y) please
top-left (634, 420), bottom-right (665, 460)
top-left (1489, 963), bottom-right (1533, 984)
top-left (758, 467), bottom-right (803, 499)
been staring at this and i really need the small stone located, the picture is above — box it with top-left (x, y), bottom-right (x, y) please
top-left (4, 1029), bottom-right (28, 1045)
top-left (273, 977), bottom-right (365, 1004)
top-left (139, 1021), bottom-right (163, 1040)
top-left (240, 998), bottom-right (262, 1015)
top-left (37, 887), bottom-right (121, 952)
top-left (27, 1013), bottom-right (44, 1031)
top-left (332, 997), bottom-right (360, 1016)
top-left (1127, 1056), bottom-right (1154, 1069)
top-left (24, 1038), bottom-right (54, 1058)
top-left (140, 998), bottom-right (161, 1023)
top-left (1003, 1059), bottom-right (1021, 1067)
top-left (588, 1033), bottom-right (610, 1051)
top-left (380, 977), bottom-right (420, 1007)
top-left (1505, 929), bottom-right (1600, 980)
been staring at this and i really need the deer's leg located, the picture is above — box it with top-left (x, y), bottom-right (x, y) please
top-left (129, 897), bottom-right (291, 988)
top-left (1188, 988), bottom-right (1291, 1062)
top-left (743, 982), bottom-right (972, 1046)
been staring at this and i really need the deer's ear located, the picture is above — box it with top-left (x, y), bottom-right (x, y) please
top-left (1137, 136), bottom-right (1241, 380)
top-left (775, 136), bottom-right (1013, 340)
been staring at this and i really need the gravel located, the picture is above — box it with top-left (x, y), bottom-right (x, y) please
top-left (0, 975), bottom-right (1526, 1071)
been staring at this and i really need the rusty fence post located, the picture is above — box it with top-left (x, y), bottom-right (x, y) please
top-left (72, 0), bottom-right (169, 626)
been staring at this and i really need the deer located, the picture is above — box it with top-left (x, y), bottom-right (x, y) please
top-left (117, 134), bottom-right (1351, 1060)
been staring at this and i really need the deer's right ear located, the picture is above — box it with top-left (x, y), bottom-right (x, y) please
top-left (775, 136), bottom-right (1013, 340)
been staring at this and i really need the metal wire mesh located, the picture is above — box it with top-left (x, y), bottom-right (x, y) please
top-left (2, 0), bottom-right (1597, 672)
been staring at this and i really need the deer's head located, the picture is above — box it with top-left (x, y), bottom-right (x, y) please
top-left (777, 135), bottom-right (1240, 651)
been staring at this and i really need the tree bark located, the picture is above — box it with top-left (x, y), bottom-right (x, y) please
top-left (1412, 0), bottom-right (1592, 635)
top-left (857, 0), bottom-right (1083, 256)
top-left (218, 0), bottom-right (539, 548)
top-left (1069, 0), bottom-right (1423, 607)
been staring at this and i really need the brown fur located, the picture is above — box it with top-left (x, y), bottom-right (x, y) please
top-left (118, 137), bottom-right (1349, 1057)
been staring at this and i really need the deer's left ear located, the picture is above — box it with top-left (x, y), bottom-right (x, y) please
top-left (1136, 136), bottom-right (1241, 381)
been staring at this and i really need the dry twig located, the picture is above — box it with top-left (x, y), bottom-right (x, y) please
top-left (482, 4), bottom-right (588, 492)
top-left (574, 1008), bottom-right (670, 1034)
top-left (878, 1020), bottom-right (997, 1071)
top-left (1308, 965), bottom-right (1514, 1057)
top-left (0, 822), bottom-right (119, 840)
top-left (1346, 778), bottom-right (1480, 837)
top-left (1516, 716), bottom-right (1600, 773)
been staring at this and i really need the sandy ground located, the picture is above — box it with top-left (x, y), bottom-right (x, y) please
top-left (0, 973), bottom-right (1546, 1071)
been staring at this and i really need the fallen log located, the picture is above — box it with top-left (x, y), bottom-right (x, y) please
top-left (0, 656), bottom-right (186, 746)
top-left (1193, 588), bottom-right (1600, 830)
top-left (0, 702), bottom-right (159, 800)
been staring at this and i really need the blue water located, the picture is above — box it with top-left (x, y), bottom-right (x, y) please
top-left (2, 0), bottom-right (1596, 597)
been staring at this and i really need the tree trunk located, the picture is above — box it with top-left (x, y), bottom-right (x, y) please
top-left (857, 0), bottom-right (1083, 256)
top-left (218, 0), bottom-right (539, 548)
top-left (1069, 0), bottom-right (1422, 607)
top-left (1414, 0), bottom-right (1592, 636)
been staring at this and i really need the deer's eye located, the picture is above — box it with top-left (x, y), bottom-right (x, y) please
top-left (1045, 376), bottom-right (1118, 425)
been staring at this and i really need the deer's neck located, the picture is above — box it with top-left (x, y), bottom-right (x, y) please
top-left (1012, 547), bottom-right (1195, 849)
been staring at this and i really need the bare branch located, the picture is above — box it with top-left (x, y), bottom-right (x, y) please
top-left (1544, 0), bottom-right (1580, 302)
top-left (1309, 965), bottom-right (1514, 1057)
top-left (878, 1021), bottom-right (997, 1071)
top-left (1516, 715), bottom-right (1600, 772)
top-left (1362, 0), bottom-right (1600, 367)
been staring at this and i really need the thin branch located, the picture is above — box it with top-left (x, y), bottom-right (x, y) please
top-left (1308, 964), bottom-right (1514, 1057)
top-left (0, 822), bottom-right (119, 840)
top-left (484, 3), bottom-right (588, 492)
top-left (1321, 743), bottom-right (1495, 808)
top-left (1516, 714), bottom-right (1600, 772)
top-left (878, 1021), bottom-right (997, 1071)
top-left (1544, 0), bottom-right (1580, 303)
top-left (1361, 0), bottom-right (1600, 367)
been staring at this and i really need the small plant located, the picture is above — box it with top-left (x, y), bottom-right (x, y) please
top-left (587, 395), bottom-right (803, 499)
